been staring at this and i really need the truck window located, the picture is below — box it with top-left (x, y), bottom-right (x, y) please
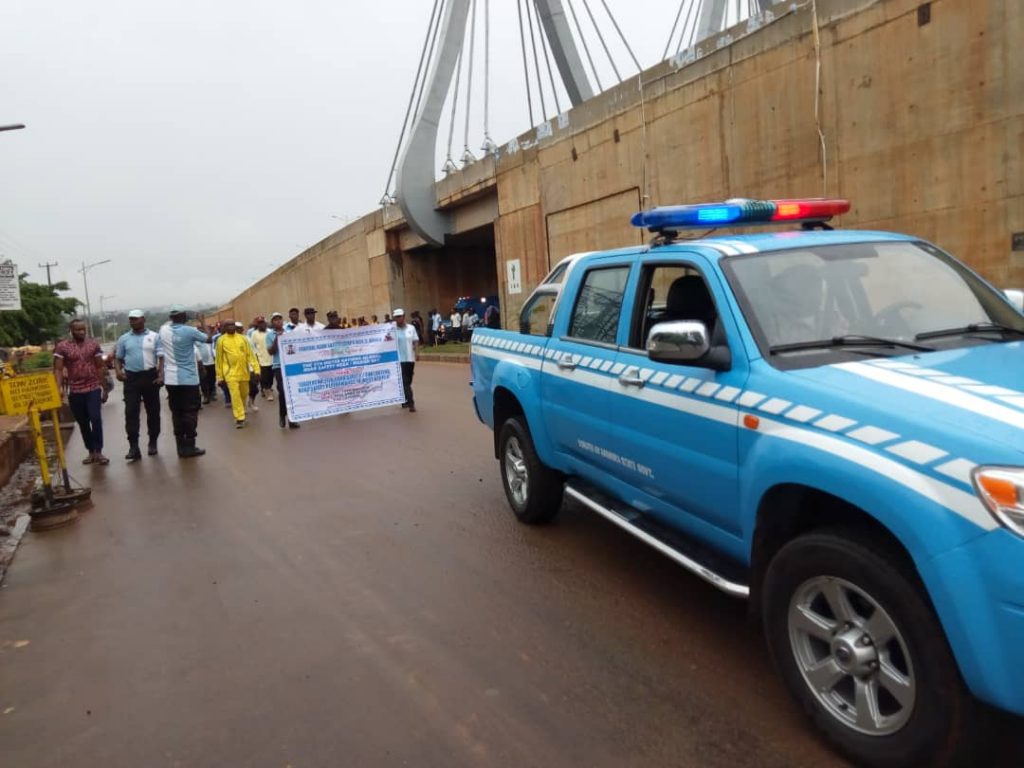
top-left (520, 291), bottom-right (558, 336)
top-left (629, 264), bottom-right (719, 348)
top-left (568, 266), bottom-right (630, 345)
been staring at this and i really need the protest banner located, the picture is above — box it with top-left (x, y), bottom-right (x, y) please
top-left (279, 325), bottom-right (404, 423)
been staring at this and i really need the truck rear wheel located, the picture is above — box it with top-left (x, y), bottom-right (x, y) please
top-left (762, 530), bottom-right (983, 768)
top-left (498, 417), bottom-right (563, 524)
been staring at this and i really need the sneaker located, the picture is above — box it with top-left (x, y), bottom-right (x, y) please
top-left (288, 421), bottom-right (301, 429)
top-left (147, 441), bottom-right (158, 456)
top-left (235, 420), bottom-right (246, 429)
top-left (248, 401), bottom-right (259, 413)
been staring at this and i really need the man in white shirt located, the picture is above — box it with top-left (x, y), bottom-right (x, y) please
top-left (463, 308), bottom-right (478, 341)
top-left (297, 307), bottom-right (325, 333)
top-left (449, 307), bottom-right (462, 342)
top-left (392, 308), bottom-right (420, 413)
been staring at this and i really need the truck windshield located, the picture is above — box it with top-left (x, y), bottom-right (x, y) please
top-left (723, 241), bottom-right (1024, 358)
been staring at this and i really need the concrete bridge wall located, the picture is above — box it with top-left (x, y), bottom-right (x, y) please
top-left (219, 0), bottom-right (1023, 328)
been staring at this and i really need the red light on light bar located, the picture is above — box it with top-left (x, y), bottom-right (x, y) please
top-left (771, 199), bottom-right (850, 221)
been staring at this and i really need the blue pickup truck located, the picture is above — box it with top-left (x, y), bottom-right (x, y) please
top-left (470, 199), bottom-right (1024, 768)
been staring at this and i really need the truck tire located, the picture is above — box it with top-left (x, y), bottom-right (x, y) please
top-left (497, 417), bottom-right (563, 524)
top-left (762, 530), bottom-right (984, 768)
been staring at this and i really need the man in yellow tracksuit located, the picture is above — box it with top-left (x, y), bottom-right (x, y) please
top-left (215, 321), bottom-right (261, 428)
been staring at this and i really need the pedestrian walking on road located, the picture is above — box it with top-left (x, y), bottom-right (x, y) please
top-left (114, 309), bottom-right (164, 461)
top-left (392, 308), bottom-right (419, 413)
top-left (248, 316), bottom-right (276, 403)
top-left (160, 306), bottom-right (211, 458)
top-left (266, 312), bottom-right (300, 429)
top-left (216, 320), bottom-right (261, 428)
top-left (237, 322), bottom-right (260, 413)
top-left (195, 329), bottom-right (216, 403)
top-left (54, 319), bottom-right (109, 465)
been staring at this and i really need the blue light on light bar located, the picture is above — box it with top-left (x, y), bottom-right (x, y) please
top-left (697, 206), bottom-right (740, 223)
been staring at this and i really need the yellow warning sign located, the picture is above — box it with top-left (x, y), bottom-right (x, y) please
top-left (0, 372), bottom-right (61, 415)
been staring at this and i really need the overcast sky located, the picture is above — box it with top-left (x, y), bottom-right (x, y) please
top-left (1, 0), bottom-right (740, 311)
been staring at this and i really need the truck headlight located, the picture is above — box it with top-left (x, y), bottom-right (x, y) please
top-left (972, 467), bottom-right (1024, 537)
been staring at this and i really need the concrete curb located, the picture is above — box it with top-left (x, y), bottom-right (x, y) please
top-left (419, 354), bottom-right (470, 364)
top-left (0, 513), bottom-right (30, 584)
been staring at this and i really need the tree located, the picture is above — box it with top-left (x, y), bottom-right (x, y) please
top-left (0, 274), bottom-right (80, 346)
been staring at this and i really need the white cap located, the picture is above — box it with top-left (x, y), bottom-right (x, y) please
top-left (127, 309), bottom-right (145, 319)
top-left (392, 308), bottom-right (405, 317)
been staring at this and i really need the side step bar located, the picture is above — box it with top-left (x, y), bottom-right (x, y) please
top-left (564, 482), bottom-right (750, 599)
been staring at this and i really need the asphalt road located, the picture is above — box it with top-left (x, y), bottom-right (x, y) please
top-left (1, 361), bottom-right (997, 767)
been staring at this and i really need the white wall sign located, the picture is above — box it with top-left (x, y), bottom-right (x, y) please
top-left (0, 262), bottom-right (22, 311)
top-left (506, 259), bottom-right (522, 295)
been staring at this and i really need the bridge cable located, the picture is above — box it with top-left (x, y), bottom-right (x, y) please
top-left (565, 0), bottom-right (604, 92)
top-left (382, 0), bottom-right (445, 200)
top-left (598, 0), bottom-right (642, 73)
top-left (481, 0), bottom-right (497, 153)
top-left (443, 44), bottom-right (465, 174)
top-left (663, 0), bottom-right (688, 61)
top-left (516, 0), bottom-right (537, 126)
top-left (581, 0), bottom-right (622, 83)
top-left (461, 0), bottom-right (478, 165)
top-left (524, 0), bottom-right (549, 118)
top-left (413, 0), bottom-right (448, 124)
top-left (674, 0), bottom-right (702, 57)
top-left (532, 0), bottom-right (563, 115)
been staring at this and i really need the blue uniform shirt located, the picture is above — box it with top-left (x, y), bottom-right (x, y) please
top-left (115, 328), bottom-right (161, 372)
top-left (159, 323), bottom-right (209, 385)
top-left (265, 328), bottom-right (282, 369)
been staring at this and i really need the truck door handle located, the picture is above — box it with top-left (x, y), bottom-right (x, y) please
top-left (557, 358), bottom-right (578, 371)
top-left (618, 372), bottom-right (645, 388)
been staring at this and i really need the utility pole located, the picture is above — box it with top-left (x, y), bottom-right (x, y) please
top-left (78, 259), bottom-right (111, 339)
top-left (38, 261), bottom-right (58, 288)
top-left (98, 295), bottom-right (116, 342)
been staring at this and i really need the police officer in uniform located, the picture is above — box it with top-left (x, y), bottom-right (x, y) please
top-left (114, 309), bottom-right (164, 461)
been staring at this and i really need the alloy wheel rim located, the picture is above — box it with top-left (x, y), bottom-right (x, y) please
top-left (788, 575), bottom-right (916, 736)
top-left (504, 437), bottom-right (529, 506)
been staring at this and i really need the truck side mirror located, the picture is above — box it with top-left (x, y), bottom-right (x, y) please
top-left (1004, 289), bottom-right (1024, 313)
top-left (647, 321), bottom-right (731, 371)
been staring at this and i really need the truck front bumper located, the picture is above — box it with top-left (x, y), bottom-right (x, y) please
top-left (925, 527), bottom-right (1024, 715)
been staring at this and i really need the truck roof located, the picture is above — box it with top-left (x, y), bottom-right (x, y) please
top-left (577, 230), bottom-right (917, 268)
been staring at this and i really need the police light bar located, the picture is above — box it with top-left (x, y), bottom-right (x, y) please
top-left (631, 198), bottom-right (850, 231)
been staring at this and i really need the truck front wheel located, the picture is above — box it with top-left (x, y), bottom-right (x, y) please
top-left (498, 417), bottom-right (563, 524)
top-left (762, 530), bottom-right (983, 768)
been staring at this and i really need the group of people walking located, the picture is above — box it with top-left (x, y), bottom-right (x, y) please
top-left (53, 303), bottom-right (421, 464)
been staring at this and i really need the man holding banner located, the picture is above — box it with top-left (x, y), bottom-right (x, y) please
top-left (266, 312), bottom-right (300, 430)
top-left (276, 314), bottom-right (405, 423)
top-left (392, 308), bottom-right (419, 413)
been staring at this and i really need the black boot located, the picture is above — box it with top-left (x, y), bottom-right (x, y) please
top-left (179, 438), bottom-right (205, 458)
top-left (147, 439), bottom-right (158, 456)
top-left (125, 441), bottom-right (142, 462)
